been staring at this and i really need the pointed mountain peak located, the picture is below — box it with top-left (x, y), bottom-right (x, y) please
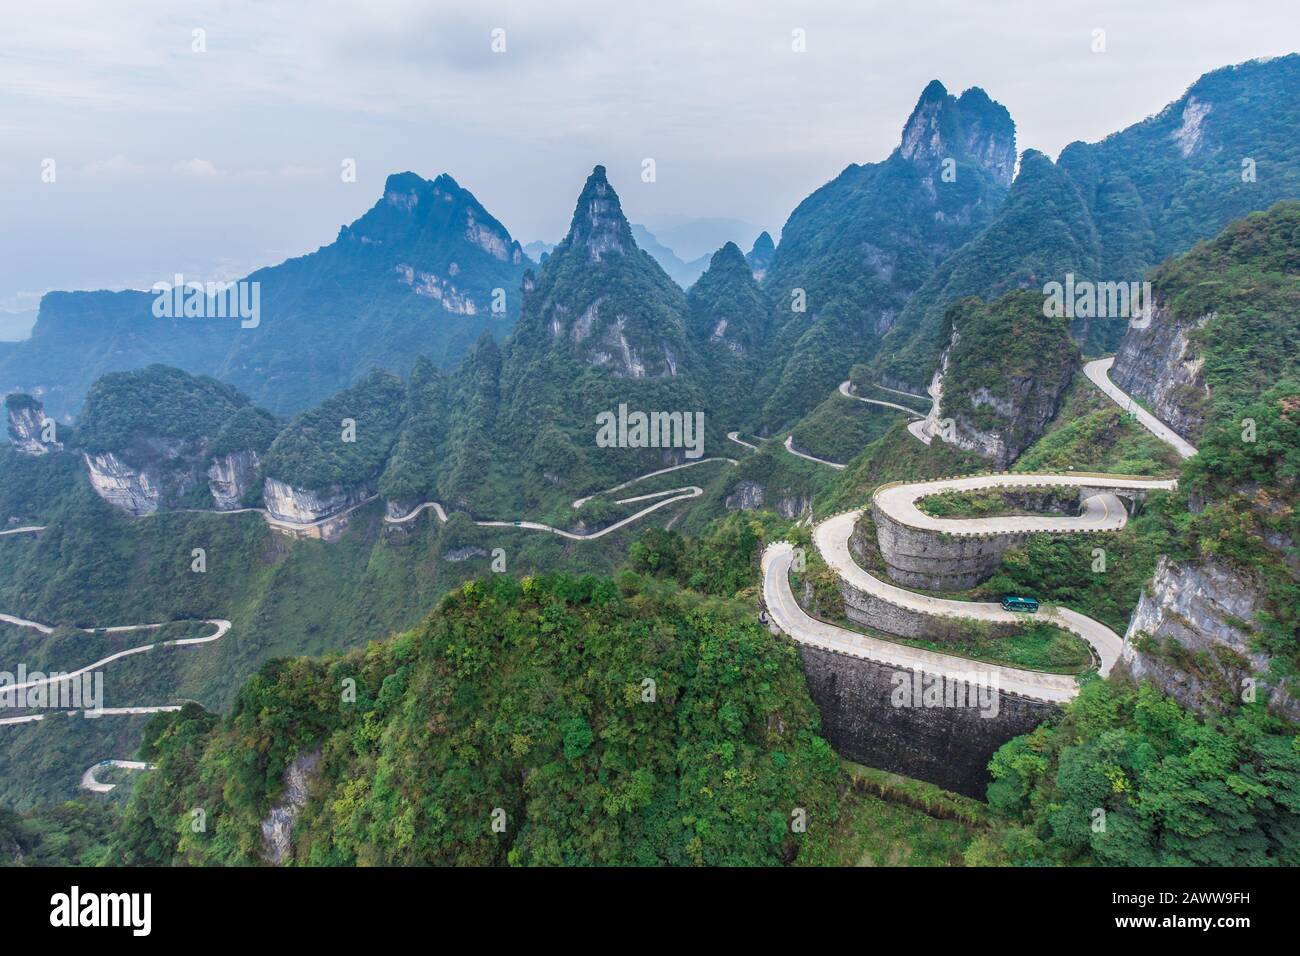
top-left (687, 241), bottom-right (767, 356)
top-left (746, 230), bottom-right (775, 279)
top-left (1015, 148), bottom-right (1055, 178)
top-left (898, 80), bottom-right (1015, 186)
top-left (564, 165), bottom-right (635, 262)
top-left (918, 78), bottom-right (949, 102)
top-left (709, 241), bottom-right (749, 272)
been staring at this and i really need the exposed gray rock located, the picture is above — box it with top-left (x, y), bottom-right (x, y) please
top-left (1121, 555), bottom-right (1298, 721)
top-left (724, 479), bottom-right (765, 511)
top-left (83, 451), bottom-right (163, 516)
top-left (1109, 298), bottom-right (1210, 443)
top-left (263, 477), bottom-right (369, 524)
top-left (464, 208), bottom-right (511, 262)
top-left (1172, 96), bottom-right (1212, 157)
top-left (85, 434), bottom-right (266, 515)
top-left (385, 498), bottom-right (419, 520)
top-left (394, 262), bottom-right (477, 315)
top-left (776, 495), bottom-right (812, 520)
top-left (443, 545), bottom-right (488, 562)
top-left (207, 450), bottom-right (261, 510)
top-left (260, 750), bottom-right (320, 866)
top-left (948, 371), bottom-right (1075, 470)
top-left (6, 398), bottom-right (61, 456)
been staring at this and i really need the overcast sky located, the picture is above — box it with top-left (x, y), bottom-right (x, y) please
top-left (2, 0), bottom-right (1297, 317)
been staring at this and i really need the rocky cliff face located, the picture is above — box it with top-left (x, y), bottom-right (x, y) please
top-left (898, 81), bottom-right (1017, 188)
top-left (949, 376), bottom-right (1072, 468)
top-left (724, 479), bottom-right (764, 511)
top-left (83, 451), bottom-right (164, 515)
top-left (260, 750), bottom-right (320, 866)
top-left (207, 450), bottom-right (261, 510)
top-left (262, 477), bottom-right (370, 524)
top-left (85, 438), bottom-right (267, 515)
top-left (1121, 555), bottom-right (1299, 721)
top-left (1109, 298), bottom-right (1210, 443)
top-left (523, 165), bottom-right (689, 380)
top-left (939, 291), bottom-right (1079, 468)
top-left (6, 397), bottom-right (61, 456)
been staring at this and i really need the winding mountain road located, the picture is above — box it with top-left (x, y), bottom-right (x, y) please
top-left (0, 704), bottom-right (183, 727)
top-left (875, 472), bottom-right (1177, 536)
top-left (0, 616), bottom-right (228, 702)
top-left (0, 525), bottom-right (45, 537)
top-left (837, 380), bottom-right (925, 418)
top-left (570, 457), bottom-right (737, 508)
top-left (875, 383), bottom-right (931, 403)
top-left (1084, 358), bottom-right (1199, 459)
top-left (763, 539), bottom-right (1086, 702)
top-left (385, 457), bottom-right (739, 540)
top-left (760, 353), bottom-right (1193, 701)
top-left (80, 759), bottom-right (153, 793)
top-left (157, 495), bottom-right (381, 533)
top-left (783, 435), bottom-right (846, 470)
top-left (0, 608), bottom-right (221, 804)
top-left (779, 384), bottom-right (924, 470)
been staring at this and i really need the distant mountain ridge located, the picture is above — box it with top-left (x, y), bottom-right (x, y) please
top-left (0, 172), bottom-right (529, 419)
top-left (873, 54), bottom-right (1300, 391)
top-left (630, 224), bottom-right (711, 288)
top-left (754, 79), bottom-right (1018, 430)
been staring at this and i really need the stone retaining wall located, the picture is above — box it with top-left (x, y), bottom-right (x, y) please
top-left (872, 499), bottom-right (1020, 589)
top-left (797, 643), bottom-right (1058, 797)
top-left (872, 483), bottom-right (1146, 590)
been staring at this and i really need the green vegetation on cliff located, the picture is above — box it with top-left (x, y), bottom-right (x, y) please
top-left (115, 574), bottom-right (842, 866)
top-left (876, 55), bottom-right (1300, 388)
top-left (0, 801), bottom-right (116, 866)
top-left (979, 679), bottom-right (1300, 866)
top-left (758, 81), bottom-right (1015, 430)
top-left (685, 242), bottom-right (770, 432)
top-left (1153, 200), bottom-right (1300, 428)
top-left (262, 368), bottom-right (406, 490)
top-left (77, 365), bottom-right (254, 455)
top-left (1013, 371), bottom-right (1182, 476)
top-left (940, 291), bottom-right (1080, 462)
top-left (1183, 383), bottom-right (1299, 676)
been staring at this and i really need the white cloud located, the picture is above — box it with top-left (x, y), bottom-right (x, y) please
top-left (174, 158), bottom-right (225, 179)
top-left (1, 0), bottom-right (1297, 302)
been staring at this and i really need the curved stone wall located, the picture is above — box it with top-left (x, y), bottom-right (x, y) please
top-left (796, 644), bottom-right (1057, 798)
top-left (871, 498), bottom-right (1020, 589)
top-left (871, 482), bottom-right (1146, 590)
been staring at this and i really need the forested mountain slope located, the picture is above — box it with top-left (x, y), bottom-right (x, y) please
top-left (874, 55), bottom-right (1300, 390)
top-left (113, 575), bottom-right (841, 866)
top-left (0, 172), bottom-right (528, 419)
top-left (756, 80), bottom-right (1016, 430)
